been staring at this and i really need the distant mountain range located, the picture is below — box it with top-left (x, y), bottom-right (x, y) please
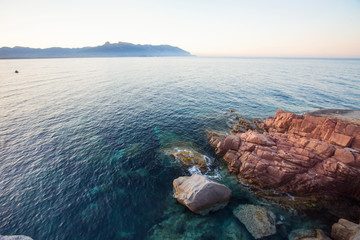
top-left (0, 42), bottom-right (192, 59)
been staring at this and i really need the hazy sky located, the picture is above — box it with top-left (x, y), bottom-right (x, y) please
top-left (1, 0), bottom-right (360, 57)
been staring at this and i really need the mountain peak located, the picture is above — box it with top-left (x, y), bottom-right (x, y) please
top-left (0, 42), bottom-right (193, 59)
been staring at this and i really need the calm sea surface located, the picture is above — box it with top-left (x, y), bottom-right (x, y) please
top-left (1, 57), bottom-right (359, 239)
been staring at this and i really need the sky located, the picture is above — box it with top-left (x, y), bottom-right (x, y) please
top-left (1, 0), bottom-right (360, 57)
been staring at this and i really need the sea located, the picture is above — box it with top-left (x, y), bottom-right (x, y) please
top-left (0, 57), bottom-right (359, 239)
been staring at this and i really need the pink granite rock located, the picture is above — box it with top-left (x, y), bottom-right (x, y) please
top-left (209, 109), bottom-right (360, 201)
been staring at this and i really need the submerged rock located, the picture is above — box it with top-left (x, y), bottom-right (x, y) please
top-left (289, 229), bottom-right (316, 240)
top-left (149, 211), bottom-right (252, 240)
top-left (224, 110), bottom-right (265, 135)
top-left (170, 150), bottom-right (208, 172)
top-left (115, 143), bottom-right (144, 159)
top-left (173, 174), bottom-right (232, 215)
top-left (150, 213), bottom-right (210, 240)
top-left (288, 228), bottom-right (331, 240)
top-left (223, 218), bottom-right (253, 240)
top-left (156, 128), bottom-right (213, 173)
top-left (233, 204), bottom-right (276, 239)
top-left (331, 218), bottom-right (360, 240)
top-left (0, 236), bottom-right (33, 240)
top-left (149, 194), bottom-right (252, 240)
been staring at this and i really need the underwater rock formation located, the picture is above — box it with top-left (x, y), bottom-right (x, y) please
top-left (156, 127), bottom-right (213, 173)
top-left (288, 228), bottom-right (331, 240)
top-left (149, 210), bottom-right (252, 240)
top-left (331, 218), bottom-right (360, 240)
top-left (173, 174), bottom-right (231, 215)
top-left (170, 150), bottom-right (208, 172)
top-left (209, 109), bottom-right (360, 202)
top-left (233, 204), bottom-right (276, 239)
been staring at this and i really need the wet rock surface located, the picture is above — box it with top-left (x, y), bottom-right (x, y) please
top-left (208, 109), bottom-right (360, 205)
top-left (173, 174), bottom-right (232, 215)
top-left (170, 150), bottom-right (208, 172)
top-left (233, 204), bottom-right (276, 239)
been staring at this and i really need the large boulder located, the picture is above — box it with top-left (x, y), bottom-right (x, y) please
top-left (331, 218), bottom-right (360, 240)
top-left (233, 204), bottom-right (276, 239)
top-left (173, 174), bottom-right (232, 215)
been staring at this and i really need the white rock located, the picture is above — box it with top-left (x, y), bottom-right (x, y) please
top-left (173, 174), bottom-right (232, 215)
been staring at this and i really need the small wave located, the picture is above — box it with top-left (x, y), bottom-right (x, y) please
top-left (187, 166), bottom-right (223, 180)
top-left (206, 168), bottom-right (222, 180)
top-left (188, 166), bottom-right (202, 175)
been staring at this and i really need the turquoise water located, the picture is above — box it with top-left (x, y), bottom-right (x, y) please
top-left (0, 57), bottom-right (359, 239)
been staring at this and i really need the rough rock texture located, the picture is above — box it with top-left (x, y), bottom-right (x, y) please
top-left (173, 174), bottom-right (232, 215)
top-left (233, 204), bottom-right (276, 239)
top-left (288, 229), bottom-right (331, 240)
top-left (170, 150), bottom-right (207, 172)
top-left (331, 218), bottom-right (360, 240)
top-left (0, 236), bottom-right (33, 240)
top-left (209, 109), bottom-right (360, 201)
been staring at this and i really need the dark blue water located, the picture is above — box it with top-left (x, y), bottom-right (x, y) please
top-left (1, 57), bottom-right (359, 239)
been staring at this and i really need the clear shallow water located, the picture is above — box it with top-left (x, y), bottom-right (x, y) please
top-left (0, 57), bottom-right (359, 239)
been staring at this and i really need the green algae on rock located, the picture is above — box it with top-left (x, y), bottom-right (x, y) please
top-left (170, 150), bottom-right (208, 172)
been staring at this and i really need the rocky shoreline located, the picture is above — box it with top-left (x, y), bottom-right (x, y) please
top-left (203, 109), bottom-right (360, 239)
top-left (161, 109), bottom-right (360, 239)
top-left (208, 109), bottom-right (360, 205)
top-left (147, 108), bottom-right (360, 239)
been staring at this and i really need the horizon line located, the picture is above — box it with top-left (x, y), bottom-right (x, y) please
top-left (196, 55), bottom-right (360, 60)
top-left (1, 55), bottom-right (359, 60)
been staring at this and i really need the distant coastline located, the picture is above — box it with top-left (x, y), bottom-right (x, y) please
top-left (0, 41), bottom-right (193, 59)
top-left (200, 56), bottom-right (360, 61)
